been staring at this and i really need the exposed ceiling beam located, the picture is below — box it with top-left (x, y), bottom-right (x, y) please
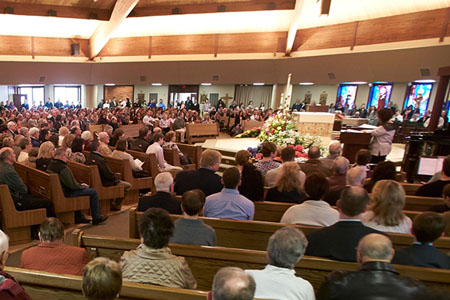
top-left (133, 0), bottom-right (295, 17)
top-left (89, 0), bottom-right (139, 59)
top-left (285, 0), bottom-right (304, 56)
top-left (0, 1), bottom-right (111, 20)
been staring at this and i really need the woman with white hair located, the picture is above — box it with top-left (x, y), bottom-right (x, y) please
top-left (81, 130), bottom-right (93, 151)
top-left (0, 230), bottom-right (32, 299)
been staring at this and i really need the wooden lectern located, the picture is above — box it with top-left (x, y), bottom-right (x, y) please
top-left (340, 131), bottom-right (372, 163)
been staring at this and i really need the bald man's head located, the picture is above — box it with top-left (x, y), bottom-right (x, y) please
top-left (212, 267), bottom-right (255, 300)
top-left (329, 142), bottom-right (342, 157)
top-left (339, 186), bottom-right (369, 217)
top-left (308, 146), bottom-right (321, 160)
top-left (357, 234), bottom-right (394, 264)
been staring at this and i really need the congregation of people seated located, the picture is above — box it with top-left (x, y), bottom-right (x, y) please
top-left (0, 103), bottom-right (448, 300)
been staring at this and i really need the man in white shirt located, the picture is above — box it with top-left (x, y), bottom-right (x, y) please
top-left (245, 227), bottom-right (315, 300)
top-left (281, 173), bottom-right (339, 226)
top-left (146, 133), bottom-right (182, 172)
top-left (143, 110), bottom-right (156, 126)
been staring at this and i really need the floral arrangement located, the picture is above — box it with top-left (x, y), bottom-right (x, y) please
top-left (240, 112), bottom-right (328, 161)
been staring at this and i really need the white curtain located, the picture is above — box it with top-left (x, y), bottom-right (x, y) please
top-left (235, 85), bottom-right (273, 108)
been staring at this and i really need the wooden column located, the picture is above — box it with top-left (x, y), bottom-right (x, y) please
top-left (428, 66), bottom-right (450, 130)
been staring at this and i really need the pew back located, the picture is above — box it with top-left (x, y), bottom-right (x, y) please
top-left (254, 197), bottom-right (445, 223)
top-left (0, 185), bottom-right (46, 245)
top-left (14, 163), bottom-right (90, 223)
top-left (5, 267), bottom-right (208, 300)
top-left (178, 144), bottom-right (202, 169)
top-left (242, 121), bottom-right (264, 132)
top-left (186, 123), bottom-right (219, 144)
top-left (74, 231), bottom-right (450, 291)
top-left (128, 209), bottom-right (450, 254)
top-left (120, 124), bottom-right (144, 139)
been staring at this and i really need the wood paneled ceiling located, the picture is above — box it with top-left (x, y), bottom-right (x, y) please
top-left (0, 0), bottom-right (449, 62)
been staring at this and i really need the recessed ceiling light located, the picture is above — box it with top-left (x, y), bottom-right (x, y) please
top-left (343, 81), bottom-right (368, 85)
top-left (104, 83), bottom-right (115, 86)
top-left (299, 82), bottom-right (314, 85)
top-left (253, 83), bottom-right (265, 86)
top-left (152, 83), bottom-right (163, 86)
top-left (201, 83), bottom-right (212, 86)
top-left (414, 79), bottom-right (436, 83)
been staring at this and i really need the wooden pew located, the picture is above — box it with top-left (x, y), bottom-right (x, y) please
top-left (254, 196), bottom-right (445, 223)
top-left (178, 144), bottom-right (202, 169)
top-left (163, 148), bottom-right (196, 171)
top-left (185, 123), bottom-right (219, 144)
top-left (0, 185), bottom-right (46, 245)
top-left (103, 156), bottom-right (153, 205)
top-left (119, 124), bottom-right (144, 139)
top-left (401, 183), bottom-right (422, 195)
top-left (126, 150), bottom-right (159, 193)
top-left (66, 161), bottom-right (124, 213)
top-left (128, 209), bottom-right (450, 254)
top-left (5, 267), bottom-right (208, 300)
top-left (74, 230), bottom-right (450, 291)
top-left (88, 124), bottom-right (104, 136)
top-left (242, 121), bottom-right (264, 132)
top-left (14, 163), bottom-right (90, 224)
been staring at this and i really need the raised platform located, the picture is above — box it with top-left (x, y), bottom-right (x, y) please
top-left (198, 133), bottom-right (405, 164)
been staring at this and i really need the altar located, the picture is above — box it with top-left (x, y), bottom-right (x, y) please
top-left (292, 112), bottom-right (335, 138)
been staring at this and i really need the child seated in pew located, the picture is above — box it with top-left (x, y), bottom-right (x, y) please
top-left (0, 230), bottom-right (32, 300)
top-left (82, 257), bottom-right (122, 300)
top-left (170, 189), bottom-right (217, 246)
top-left (392, 212), bottom-right (450, 269)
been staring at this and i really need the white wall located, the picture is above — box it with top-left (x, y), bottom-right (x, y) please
top-left (0, 86), bottom-right (8, 103)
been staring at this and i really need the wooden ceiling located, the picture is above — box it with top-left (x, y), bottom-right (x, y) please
top-left (0, 0), bottom-right (448, 65)
top-left (0, 0), bottom-right (295, 19)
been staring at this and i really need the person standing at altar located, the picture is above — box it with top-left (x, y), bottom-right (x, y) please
top-left (362, 108), bottom-right (395, 164)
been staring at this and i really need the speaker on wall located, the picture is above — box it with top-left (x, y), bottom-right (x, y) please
top-left (71, 43), bottom-right (80, 56)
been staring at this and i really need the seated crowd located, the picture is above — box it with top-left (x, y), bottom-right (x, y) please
top-left (0, 105), bottom-right (448, 300)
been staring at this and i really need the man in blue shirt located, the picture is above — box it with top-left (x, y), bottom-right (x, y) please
top-left (204, 167), bottom-right (254, 220)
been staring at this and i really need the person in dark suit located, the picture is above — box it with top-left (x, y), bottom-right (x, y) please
top-left (138, 172), bottom-right (182, 214)
top-left (305, 186), bottom-right (384, 262)
top-left (85, 141), bottom-right (131, 211)
top-left (392, 212), bottom-right (450, 269)
top-left (174, 149), bottom-right (223, 196)
top-left (130, 127), bottom-right (151, 152)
